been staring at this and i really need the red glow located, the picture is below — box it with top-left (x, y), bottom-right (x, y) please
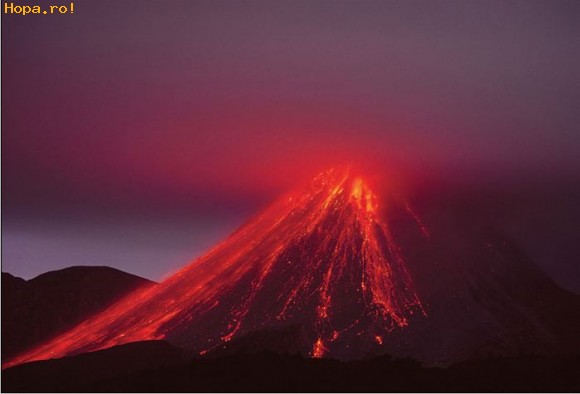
top-left (4, 168), bottom-right (429, 368)
top-left (311, 338), bottom-right (326, 358)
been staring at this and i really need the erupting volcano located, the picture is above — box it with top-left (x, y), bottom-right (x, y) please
top-left (5, 168), bottom-right (431, 367)
top-left (7, 167), bottom-right (580, 369)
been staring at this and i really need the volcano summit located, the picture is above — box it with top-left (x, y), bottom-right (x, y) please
top-left (5, 168), bottom-right (580, 368)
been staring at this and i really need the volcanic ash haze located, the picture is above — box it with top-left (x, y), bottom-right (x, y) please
top-left (6, 168), bottom-right (430, 366)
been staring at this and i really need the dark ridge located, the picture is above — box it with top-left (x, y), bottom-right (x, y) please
top-left (3, 342), bottom-right (579, 392)
top-left (2, 266), bottom-right (155, 361)
top-left (2, 341), bottom-right (189, 392)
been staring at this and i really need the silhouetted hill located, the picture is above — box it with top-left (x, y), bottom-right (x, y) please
top-left (2, 266), bottom-right (155, 361)
top-left (3, 342), bottom-right (579, 392)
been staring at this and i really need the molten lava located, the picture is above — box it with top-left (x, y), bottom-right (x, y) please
top-left (5, 168), bottom-right (429, 367)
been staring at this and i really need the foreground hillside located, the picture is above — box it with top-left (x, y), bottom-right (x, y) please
top-left (3, 341), bottom-right (579, 392)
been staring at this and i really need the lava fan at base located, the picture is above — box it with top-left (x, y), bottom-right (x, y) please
top-left (5, 168), bottom-right (429, 367)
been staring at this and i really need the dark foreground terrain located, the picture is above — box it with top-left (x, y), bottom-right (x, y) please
top-left (3, 340), bottom-right (579, 392)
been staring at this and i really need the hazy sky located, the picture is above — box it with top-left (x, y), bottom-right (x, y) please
top-left (3, 1), bottom-right (579, 288)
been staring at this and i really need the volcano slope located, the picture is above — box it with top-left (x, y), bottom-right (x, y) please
top-left (5, 168), bottom-right (580, 368)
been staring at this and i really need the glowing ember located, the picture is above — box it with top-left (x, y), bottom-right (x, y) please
top-left (311, 338), bottom-right (326, 358)
top-left (4, 168), bottom-right (428, 368)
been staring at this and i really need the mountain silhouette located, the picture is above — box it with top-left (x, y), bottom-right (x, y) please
top-left (2, 266), bottom-right (155, 361)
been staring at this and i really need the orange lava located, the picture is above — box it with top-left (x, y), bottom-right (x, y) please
top-left (4, 167), bottom-right (428, 368)
top-left (311, 338), bottom-right (326, 358)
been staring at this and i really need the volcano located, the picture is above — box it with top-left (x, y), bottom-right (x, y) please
top-left (5, 168), bottom-right (580, 368)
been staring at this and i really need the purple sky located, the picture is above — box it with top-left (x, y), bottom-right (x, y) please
top-left (3, 1), bottom-right (579, 290)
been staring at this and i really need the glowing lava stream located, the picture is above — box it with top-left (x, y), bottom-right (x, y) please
top-left (5, 168), bottom-right (429, 368)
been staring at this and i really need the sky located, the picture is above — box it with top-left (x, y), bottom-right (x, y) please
top-left (3, 1), bottom-right (579, 290)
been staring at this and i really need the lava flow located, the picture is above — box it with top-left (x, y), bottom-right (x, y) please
top-left (5, 168), bottom-right (429, 368)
